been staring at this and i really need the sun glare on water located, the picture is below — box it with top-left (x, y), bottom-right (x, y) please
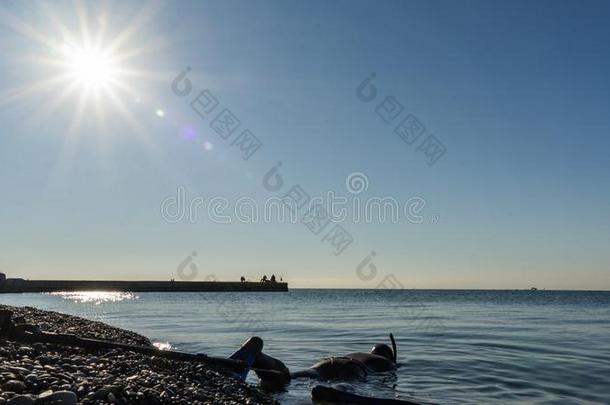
top-left (49, 291), bottom-right (138, 305)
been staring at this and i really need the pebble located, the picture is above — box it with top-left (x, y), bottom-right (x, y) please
top-left (35, 391), bottom-right (77, 405)
top-left (6, 396), bottom-right (34, 405)
top-left (2, 380), bottom-right (26, 393)
top-left (0, 304), bottom-right (278, 405)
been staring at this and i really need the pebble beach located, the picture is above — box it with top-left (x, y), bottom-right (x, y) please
top-left (0, 305), bottom-right (277, 405)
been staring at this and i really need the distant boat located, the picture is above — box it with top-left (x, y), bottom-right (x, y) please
top-left (530, 287), bottom-right (538, 291)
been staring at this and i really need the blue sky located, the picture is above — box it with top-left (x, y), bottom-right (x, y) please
top-left (0, 0), bottom-right (609, 289)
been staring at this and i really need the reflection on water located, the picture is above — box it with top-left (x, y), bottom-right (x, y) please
top-left (48, 291), bottom-right (138, 305)
top-left (3, 290), bottom-right (609, 404)
top-left (153, 341), bottom-right (173, 351)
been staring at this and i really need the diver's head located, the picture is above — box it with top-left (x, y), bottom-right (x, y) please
top-left (371, 343), bottom-right (394, 362)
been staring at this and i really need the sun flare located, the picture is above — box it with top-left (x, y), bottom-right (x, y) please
top-left (0, 1), bottom-right (164, 138)
top-left (62, 44), bottom-right (117, 90)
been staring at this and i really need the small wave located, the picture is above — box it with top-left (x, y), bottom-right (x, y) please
top-left (153, 342), bottom-right (173, 351)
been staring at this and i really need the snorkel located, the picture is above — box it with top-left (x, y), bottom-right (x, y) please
top-left (390, 333), bottom-right (397, 363)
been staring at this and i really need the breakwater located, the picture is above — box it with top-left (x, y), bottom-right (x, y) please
top-left (0, 278), bottom-right (288, 293)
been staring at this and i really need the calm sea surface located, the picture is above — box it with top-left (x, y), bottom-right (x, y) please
top-left (1, 290), bottom-right (609, 404)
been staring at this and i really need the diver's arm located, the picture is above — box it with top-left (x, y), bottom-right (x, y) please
top-left (253, 351), bottom-right (290, 375)
top-left (252, 351), bottom-right (292, 387)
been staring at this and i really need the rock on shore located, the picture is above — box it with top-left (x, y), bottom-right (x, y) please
top-left (0, 305), bottom-right (277, 405)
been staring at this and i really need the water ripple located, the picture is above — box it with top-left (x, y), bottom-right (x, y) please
top-left (2, 290), bottom-right (609, 404)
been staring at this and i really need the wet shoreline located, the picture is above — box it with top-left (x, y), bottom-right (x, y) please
top-left (0, 305), bottom-right (277, 405)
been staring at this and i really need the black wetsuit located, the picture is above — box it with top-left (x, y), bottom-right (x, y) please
top-left (300, 352), bottom-right (395, 379)
top-left (241, 337), bottom-right (396, 384)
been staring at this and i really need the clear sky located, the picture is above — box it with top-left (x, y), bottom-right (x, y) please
top-left (1, 0), bottom-right (609, 289)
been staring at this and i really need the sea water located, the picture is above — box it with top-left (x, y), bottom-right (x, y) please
top-left (1, 289), bottom-right (609, 404)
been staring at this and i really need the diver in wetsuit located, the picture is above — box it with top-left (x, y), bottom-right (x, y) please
top-left (232, 334), bottom-right (398, 388)
top-left (229, 334), bottom-right (422, 405)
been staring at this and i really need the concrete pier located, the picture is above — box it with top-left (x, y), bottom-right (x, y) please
top-left (0, 275), bottom-right (288, 293)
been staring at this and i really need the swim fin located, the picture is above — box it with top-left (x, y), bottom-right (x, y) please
top-left (229, 336), bottom-right (263, 380)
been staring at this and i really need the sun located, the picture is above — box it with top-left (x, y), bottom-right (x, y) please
top-left (62, 44), bottom-right (117, 90)
top-left (0, 1), bottom-right (165, 137)
top-left (0, 0), bottom-right (168, 183)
